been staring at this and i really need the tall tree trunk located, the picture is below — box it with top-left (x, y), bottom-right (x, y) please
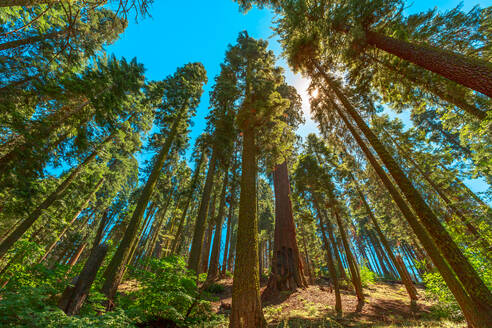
top-left (0, 29), bottom-right (67, 51)
top-left (332, 207), bottom-right (364, 306)
top-left (384, 131), bottom-right (490, 256)
top-left (332, 100), bottom-right (492, 327)
top-left (368, 54), bottom-right (487, 120)
top-left (188, 149), bottom-right (217, 272)
top-left (325, 222), bottom-right (347, 280)
top-left (0, 0), bottom-right (64, 7)
top-left (58, 244), bottom-right (108, 315)
top-left (101, 115), bottom-right (181, 301)
top-left (263, 161), bottom-right (307, 300)
top-left (319, 209), bottom-right (342, 317)
top-left (322, 73), bottom-right (492, 312)
top-left (38, 177), bottom-right (104, 264)
top-left (206, 163), bottom-right (231, 284)
top-left (200, 192), bottom-right (217, 274)
top-left (171, 152), bottom-right (206, 254)
top-left (230, 122), bottom-right (266, 328)
top-left (364, 30), bottom-right (492, 98)
top-left (0, 135), bottom-right (112, 260)
top-left (353, 178), bottom-right (418, 302)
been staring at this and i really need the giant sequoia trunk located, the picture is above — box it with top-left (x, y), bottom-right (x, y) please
top-left (322, 73), bottom-right (492, 313)
top-left (188, 149), bottom-right (217, 273)
top-left (263, 161), bottom-right (307, 300)
top-left (364, 30), bottom-right (492, 98)
top-left (230, 122), bottom-right (266, 328)
top-left (101, 116), bottom-right (181, 301)
top-left (0, 134), bottom-right (113, 261)
top-left (332, 100), bottom-right (492, 328)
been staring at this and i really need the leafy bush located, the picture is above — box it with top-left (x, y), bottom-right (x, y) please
top-left (359, 266), bottom-right (376, 287)
top-left (0, 285), bottom-right (134, 328)
top-left (204, 283), bottom-right (225, 294)
top-left (122, 256), bottom-right (222, 326)
top-left (422, 272), bottom-right (463, 321)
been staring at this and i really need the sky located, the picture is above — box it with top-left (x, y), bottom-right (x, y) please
top-left (106, 0), bottom-right (489, 195)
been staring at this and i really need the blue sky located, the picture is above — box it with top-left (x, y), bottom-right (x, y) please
top-left (106, 0), bottom-right (489, 195)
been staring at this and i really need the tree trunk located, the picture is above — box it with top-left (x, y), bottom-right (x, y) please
top-left (230, 122), bottom-right (266, 328)
top-left (171, 152), bottom-right (205, 254)
top-left (188, 149), bottom-right (217, 272)
top-left (101, 115), bottom-right (181, 301)
top-left (0, 29), bottom-right (67, 51)
top-left (319, 210), bottom-right (342, 317)
top-left (0, 0), bottom-right (65, 7)
top-left (200, 192), bottom-right (217, 274)
top-left (263, 161), bottom-right (307, 300)
top-left (354, 177), bottom-right (418, 301)
top-left (332, 207), bottom-right (364, 306)
top-left (0, 134), bottom-right (112, 260)
top-left (206, 162), bottom-right (231, 284)
top-left (323, 74), bottom-right (492, 312)
top-left (365, 30), bottom-right (492, 98)
top-left (331, 99), bottom-right (492, 327)
top-left (58, 244), bottom-right (108, 315)
top-left (38, 177), bottom-right (104, 264)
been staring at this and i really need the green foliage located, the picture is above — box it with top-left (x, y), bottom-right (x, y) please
top-left (422, 272), bottom-right (463, 321)
top-left (122, 256), bottom-right (220, 326)
top-left (204, 283), bottom-right (225, 294)
top-left (359, 265), bottom-right (376, 287)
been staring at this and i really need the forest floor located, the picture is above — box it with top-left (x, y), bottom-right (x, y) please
top-left (208, 278), bottom-right (464, 328)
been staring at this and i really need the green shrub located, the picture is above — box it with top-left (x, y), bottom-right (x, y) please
top-left (359, 266), bottom-right (376, 287)
top-left (205, 283), bottom-right (225, 294)
top-left (122, 256), bottom-right (221, 326)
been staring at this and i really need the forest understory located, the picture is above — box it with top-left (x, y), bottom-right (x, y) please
top-left (0, 0), bottom-right (491, 327)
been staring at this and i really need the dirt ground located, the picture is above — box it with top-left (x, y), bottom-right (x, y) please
top-left (209, 278), bottom-right (464, 328)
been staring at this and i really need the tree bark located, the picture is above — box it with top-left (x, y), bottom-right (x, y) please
top-left (230, 122), bottom-right (266, 328)
top-left (0, 29), bottom-right (67, 51)
top-left (188, 149), bottom-right (217, 272)
top-left (263, 161), bottom-right (307, 300)
top-left (319, 209), bottom-right (342, 317)
top-left (58, 244), bottom-right (108, 315)
top-left (206, 162), bottom-right (230, 284)
top-left (365, 30), bottom-right (492, 98)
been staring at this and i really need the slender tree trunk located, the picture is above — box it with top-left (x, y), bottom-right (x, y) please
top-left (332, 100), bottom-right (492, 327)
top-left (101, 115), bottom-right (181, 301)
top-left (319, 210), bottom-right (342, 317)
top-left (325, 220), bottom-right (347, 280)
top-left (332, 207), bottom-right (364, 305)
top-left (0, 134), bottom-right (112, 260)
top-left (368, 54), bottom-right (487, 120)
top-left (365, 30), bottom-right (492, 98)
top-left (188, 149), bottom-right (217, 272)
top-left (385, 131), bottom-right (490, 255)
top-left (38, 178), bottom-right (104, 263)
top-left (322, 73), bottom-right (492, 312)
top-left (200, 192), bottom-right (217, 274)
top-left (58, 244), bottom-right (109, 315)
top-left (206, 163), bottom-right (231, 284)
top-left (0, 29), bottom-right (67, 51)
top-left (230, 122), bottom-right (266, 328)
top-left (0, 0), bottom-right (65, 7)
top-left (263, 161), bottom-right (307, 300)
top-left (354, 179), bottom-right (418, 302)
top-left (171, 152), bottom-right (206, 254)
